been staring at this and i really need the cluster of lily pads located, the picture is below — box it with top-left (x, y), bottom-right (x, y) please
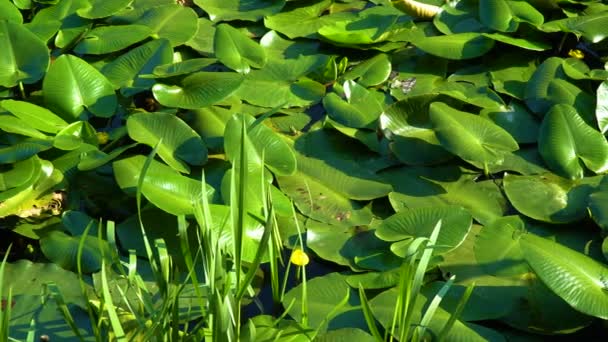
top-left (2, 0), bottom-right (608, 340)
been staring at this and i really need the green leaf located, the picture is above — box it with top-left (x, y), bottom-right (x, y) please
top-left (0, 138), bottom-right (53, 164)
top-left (235, 55), bottom-right (327, 108)
top-left (597, 81), bottom-right (608, 134)
top-left (524, 57), bottom-right (595, 116)
top-left (479, 0), bottom-right (515, 32)
top-left (520, 233), bottom-right (608, 319)
top-left (480, 101), bottom-right (540, 144)
top-left (0, 160), bottom-right (63, 218)
top-left (0, 20), bottom-right (50, 87)
top-left (73, 24), bottom-right (151, 55)
top-left (101, 38), bottom-right (173, 96)
top-left (264, 0), bottom-right (356, 39)
top-left (152, 71), bottom-right (244, 109)
top-left (588, 176), bottom-right (608, 231)
top-left (0, 100), bottom-right (68, 133)
top-left (126, 112), bottom-right (207, 173)
top-left (146, 58), bottom-right (217, 79)
top-left (474, 216), bottom-right (529, 277)
top-left (131, 4), bottom-right (198, 46)
top-left (323, 81), bottom-right (383, 129)
top-left (376, 206), bottom-right (472, 257)
top-left (0, 0), bottom-right (23, 23)
top-left (0, 156), bottom-right (41, 191)
top-left (283, 272), bottom-right (366, 331)
top-left (383, 166), bottom-right (507, 225)
top-left (429, 102), bottom-right (519, 169)
top-left (214, 23), bottom-right (267, 73)
top-left (76, 0), bottom-right (133, 18)
top-left (276, 154), bottom-right (383, 227)
top-left (410, 32), bottom-right (495, 60)
top-left (0, 114), bottom-right (47, 139)
top-left (224, 113), bottom-right (296, 176)
top-left (503, 172), bottom-right (600, 223)
top-left (113, 155), bottom-right (213, 215)
top-left (342, 54), bottom-right (392, 87)
top-left (43, 54), bottom-right (117, 121)
top-left (482, 32), bottom-right (551, 51)
top-left (40, 230), bottom-right (110, 273)
top-left (538, 104), bottom-right (608, 179)
top-left (542, 12), bottom-right (608, 43)
top-left (53, 121), bottom-right (98, 150)
top-left (196, 0), bottom-right (285, 22)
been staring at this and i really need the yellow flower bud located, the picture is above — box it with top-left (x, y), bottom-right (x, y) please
top-left (290, 249), bottom-right (310, 266)
top-left (568, 49), bottom-right (585, 59)
top-left (96, 131), bottom-right (110, 145)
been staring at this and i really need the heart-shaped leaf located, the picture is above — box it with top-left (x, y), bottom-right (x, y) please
top-left (214, 23), bottom-right (266, 73)
top-left (152, 71), bottom-right (244, 109)
top-left (53, 121), bottom-right (98, 150)
top-left (74, 24), bottom-right (151, 55)
top-left (77, 0), bottom-right (133, 18)
top-left (126, 112), bottom-right (207, 173)
top-left (196, 0), bottom-right (285, 22)
top-left (538, 104), bottom-right (608, 179)
top-left (376, 206), bottom-right (472, 257)
top-left (410, 32), bottom-right (495, 60)
top-left (132, 4), bottom-right (198, 46)
top-left (43, 54), bottom-right (117, 121)
top-left (0, 20), bottom-right (50, 87)
top-left (101, 38), bottom-right (173, 96)
top-left (503, 172), bottom-right (601, 223)
top-left (113, 155), bottom-right (214, 216)
top-left (430, 102), bottom-right (519, 169)
top-left (542, 12), bottom-right (608, 43)
top-left (342, 53), bottom-right (391, 87)
top-left (235, 55), bottom-right (327, 108)
top-left (224, 113), bottom-right (296, 176)
top-left (323, 81), bottom-right (383, 129)
top-left (40, 230), bottom-right (110, 273)
top-left (520, 233), bottom-right (608, 319)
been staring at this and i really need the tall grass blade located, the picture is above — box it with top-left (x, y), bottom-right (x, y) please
top-left (358, 285), bottom-right (383, 342)
top-left (413, 274), bottom-right (455, 342)
top-left (437, 281), bottom-right (475, 341)
top-left (0, 245), bottom-right (12, 342)
top-left (100, 261), bottom-right (127, 341)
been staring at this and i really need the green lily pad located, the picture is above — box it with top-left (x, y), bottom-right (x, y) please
top-left (113, 155), bottom-right (214, 216)
top-left (0, 99), bottom-right (68, 133)
top-left (410, 32), bottom-right (495, 60)
top-left (0, 20), bottom-right (50, 87)
top-left (235, 55), bottom-right (327, 108)
top-left (376, 206), bottom-right (472, 257)
top-left (73, 24), bottom-right (151, 55)
top-left (152, 71), bottom-right (244, 109)
top-left (474, 216), bottom-right (529, 277)
top-left (214, 23), bottom-right (267, 73)
top-left (503, 172), bottom-right (601, 223)
top-left (196, 0), bottom-right (285, 22)
top-left (323, 81), bottom-right (383, 129)
top-left (430, 102), bottom-right (519, 170)
top-left (127, 112), bottom-right (207, 173)
top-left (43, 54), bottom-right (117, 121)
top-left (538, 104), bottom-right (608, 179)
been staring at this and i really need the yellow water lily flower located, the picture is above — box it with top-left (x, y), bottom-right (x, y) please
top-left (96, 131), bottom-right (110, 145)
top-left (290, 249), bottom-right (310, 266)
top-left (568, 49), bottom-right (585, 59)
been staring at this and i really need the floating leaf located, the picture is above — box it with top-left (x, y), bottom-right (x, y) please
top-left (520, 233), bottom-right (608, 319)
top-left (77, 0), bottom-right (133, 19)
top-left (503, 172), bottom-right (601, 223)
top-left (152, 71), bottom-right (244, 109)
top-left (376, 206), bottom-right (472, 257)
top-left (40, 230), bottom-right (110, 273)
top-left (127, 112), bottom-right (207, 173)
top-left (101, 38), bottom-right (173, 95)
top-left (133, 4), bottom-right (198, 46)
top-left (0, 20), bottom-right (50, 87)
top-left (74, 24), bottom-right (151, 55)
top-left (196, 0), bottom-right (285, 22)
top-left (538, 104), bottom-right (608, 179)
top-left (542, 12), bottom-right (608, 43)
top-left (430, 102), bottom-right (519, 170)
top-left (53, 121), bottom-right (98, 150)
top-left (597, 81), bottom-right (608, 134)
top-left (0, 100), bottom-right (68, 133)
top-left (113, 155), bottom-right (213, 215)
top-left (214, 23), bottom-right (266, 73)
top-left (342, 54), bottom-right (392, 87)
top-left (410, 32), bottom-right (495, 60)
top-left (43, 54), bottom-right (117, 121)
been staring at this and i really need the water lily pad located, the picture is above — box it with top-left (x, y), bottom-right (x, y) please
top-left (152, 71), bottom-right (244, 109)
top-left (214, 23), bottom-right (266, 73)
top-left (0, 20), bottom-right (50, 87)
top-left (196, 0), bottom-right (285, 22)
top-left (74, 24), bottom-right (151, 54)
top-left (503, 172), bottom-right (601, 223)
top-left (376, 206), bottom-right (472, 257)
top-left (43, 54), bottom-right (117, 121)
